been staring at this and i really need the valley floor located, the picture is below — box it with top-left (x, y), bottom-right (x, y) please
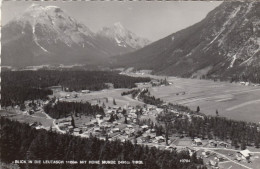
top-left (123, 71), bottom-right (260, 123)
top-left (2, 71), bottom-right (260, 169)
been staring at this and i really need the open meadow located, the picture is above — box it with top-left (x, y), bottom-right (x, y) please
top-left (148, 77), bottom-right (260, 123)
top-left (0, 110), bottom-right (53, 127)
top-left (54, 88), bottom-right (145, 109)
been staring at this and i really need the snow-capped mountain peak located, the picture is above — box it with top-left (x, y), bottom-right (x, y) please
top-left (14, 3), bottom-right (95, 45)
top-left (113, 22), bottom-right (124, 30)
top-left (2, 4), bottom-right (107, 67)
top-left (97, 22), bottom-right (150, 49)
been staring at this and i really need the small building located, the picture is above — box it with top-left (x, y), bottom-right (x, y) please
top-left (68, 126), bottom-right (74, 132)
top-left (81, 90), bottom-right (90, 93)
top-left (209, 160), bottom-right (218, 167)
top-left (149, 133), bottom-right (156, 138)
top-left (219, 142), bottom-right (229, 148)
top-left (99, 136), bottom-right (106, 141)
top-left (94, 127), bottom-right (101, 132)
top-left (111, 128), bottom-right (120, 133)
top-left (73, 128), bottom-right (81, 135)
top-left (96, 114), bottom-right (102, 119)
top-left (236, 157), bottom-right (242, 161)
top-left (48, 86), bottom-right (63, 92)
top-left (155, 136), bottom-right (165, 143)
top-left (184, 147), bottom-right (195, 156)
top-left (28, 109), bottom-right (35, 115)
top-left (151, 129), bottom-right (156, 133)
top-left (74, 128), bottom-right (80, 132)
top-left (141, 125), bottom-right (149, 131)
top-left (59, 121), bottom-right (71, 126)
top-left (107, 110), bottom-right (113, 114)
top-left (29, 122), bottom-right (38, 128)
top-left (90, 120), bottom-right (98, 125)
top-left (35, 126), bottom-right (43, 130)
top-left (165, 146), bottom-right (176, 151)
top-left (202, 151), bottom-right (210, 157)
top-left (62, 117), bottom-right (72, 122)
top-left (127, 125), bottom-right (133, 128)
top-left (237, 149), bottom-right (251, 160)
top-left (209, 140), bottom-right (217, 147)
top-left (194, 138), bottom-right (202, 146)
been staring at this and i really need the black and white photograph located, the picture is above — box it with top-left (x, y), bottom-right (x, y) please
top-left (0, 1), bottom-right (260, 169)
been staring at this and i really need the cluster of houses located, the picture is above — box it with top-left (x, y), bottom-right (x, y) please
top-left (206, 149), bottom-right (252, 167)
top-left (239, 81), bottom-right (260, 87)
top-left (191, 139), bottom-right (231, 148)
top-left (208, 140), bottom-right (230, 148)
top-left (56, 117), bottom-right (83, 134)
top-left (138, 127), bottom-right (165, 144)
top-left (53, 104), bottom-right (169, 145)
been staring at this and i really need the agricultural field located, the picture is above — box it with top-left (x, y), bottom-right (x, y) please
top-left (53, 88), bottom-right (145, 108)
top-left (0, 110), bottom-right (53, 128)
top-left (218, 161), bottom-right (247, 169)
top-left (148, 77), bottom-right (260, 123)
top-left (174, 139), bottom-right (193, 147)
top-left (216, 152), bottom-right (260, 169)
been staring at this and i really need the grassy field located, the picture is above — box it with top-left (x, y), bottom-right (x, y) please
top-left (55, 88), bottom-right (145, 108)
top-left (218, 161), bottom-right (248, 169)
top-left (148, 77), bottom-right (260, 123)
top-left (0, 110), bottom-right (53, 127)
top-left (174, 138), bottom-right (193, 146)
top-left (218, 156), bottom-right (260, 169)
top-left (54, 72), bottom-right (260, 123)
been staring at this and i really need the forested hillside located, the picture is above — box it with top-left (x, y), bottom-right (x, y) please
top-left (114, 2), bottom-right (260, 82)
top-left (0, 117), bottom-right (206, 169)
top-left (43, 101), bottom-right (105, 119)
top-left (156, 109), bottom-right (260, 149)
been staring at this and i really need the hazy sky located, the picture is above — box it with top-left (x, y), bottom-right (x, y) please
top-left (2, 1), bottom-right (222, 41)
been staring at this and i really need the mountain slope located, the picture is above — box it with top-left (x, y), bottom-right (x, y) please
top-left (1, 4), bottom-right (150, 67)
top-left (2, 4), bottom-right (109, 67)
top-left (114, 2), bottom-right (260, 80)
top-left (96, 22), bottom-right (150, 56)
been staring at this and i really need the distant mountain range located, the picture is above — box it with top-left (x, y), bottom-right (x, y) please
top-left (1, 4), bottom-right (150, 67)
top-left (96, 22), bottom-right (150, 57)
top-left (2, 2), bottom-right (259, 82)
top-left (114, 1), bottom-right (260, 80)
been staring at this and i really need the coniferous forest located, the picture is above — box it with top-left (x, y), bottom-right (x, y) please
top-left (0, 117), bottom-right (206, 169)
top-left (139, 89), bottom-right (164, 106)
top-left (156, 112), bottom-right (260, 149)
top-left (1, 70), bottom-right (151, 107)
top-left (43, 101), bottom-right (105, 119)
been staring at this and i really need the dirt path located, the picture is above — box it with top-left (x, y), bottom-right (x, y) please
top-left (177, 88), bottom-right (260, 105)
top-left (226, 99), bottom-right (260, 111)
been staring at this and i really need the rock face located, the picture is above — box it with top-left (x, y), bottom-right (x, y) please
top-left (96, 22), bottom-right (150, 56)
top-left (2, 4), bottom-right (105, 67)
top-left (2, 4), bottom-right (150, 67)
top-left (115, 2), bottom-right (260, 81)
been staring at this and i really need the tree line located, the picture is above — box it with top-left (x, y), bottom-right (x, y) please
top-left (157, 111), bottom-right (260, 150)
top-left (121, 89), bottom-right (140, 98)
top-left (139, 89), bottom-right (164, 106)
top-left (0, 117), bottom-right (206, 169)
top-left (43, 101), bottom-right (105, 119)
top-left (1, 86), bottom-right (53, 107)
top-left (1, 70), bottom-right (151, 107)
top-left (137, 93), bottom-right (260, 150)
top-left (2, 70), bottom-right (151, 91)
